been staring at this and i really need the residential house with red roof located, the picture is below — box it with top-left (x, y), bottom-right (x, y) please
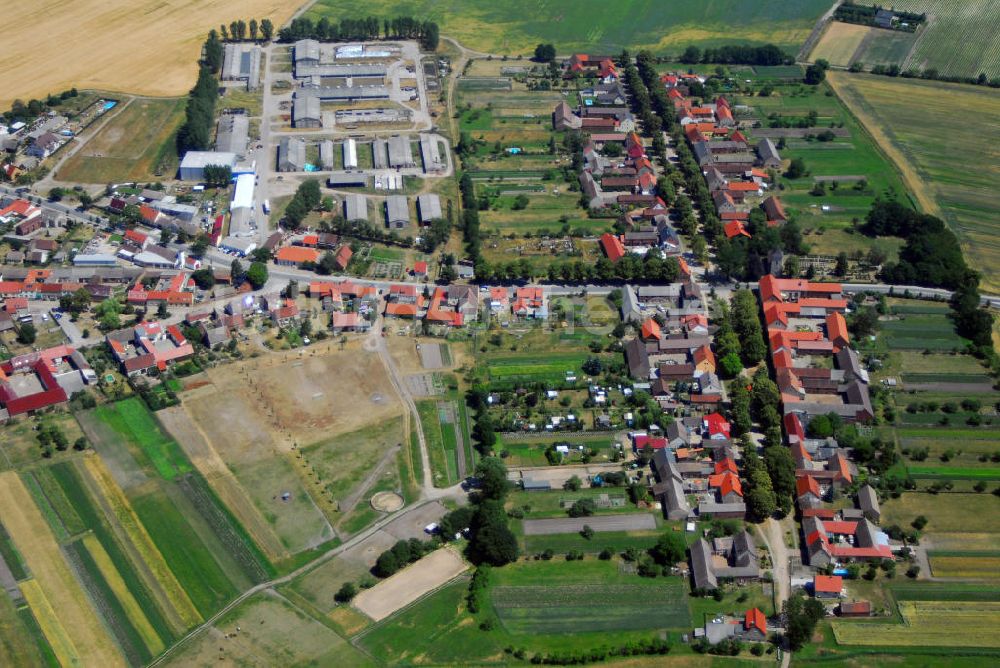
top-left (105, 321), bottom-right (194, 376)
top-left (0, 345), bottom-right (95, 419)
top-left (599, 233), bottom-right (626, 262)
top-left (813, 574), bottom-right (843, 599)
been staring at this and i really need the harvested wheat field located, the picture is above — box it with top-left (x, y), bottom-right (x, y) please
top-left (0, 472), bottom-right (124, 667)
top-left (352, 547), bottom-right (468, 621)
top-left (0, 1), bottom-right (297, 108)
top-left (810, 21), bottom-right (872, 67)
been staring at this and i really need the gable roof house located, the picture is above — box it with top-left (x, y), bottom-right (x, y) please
top-left (756, 138), bottom-right (782, 169)
top-left (553, 101), bottom-right (582, 131)
top-left (651, 449), bottom-right (691, 521)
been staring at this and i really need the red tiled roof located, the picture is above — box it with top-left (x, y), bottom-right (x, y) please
top-left (640, 318), bottom-right (661, 342)
top-left (275, 246), bottom-right (320, 264)
top-left (413, 261), bottom-right (428, 274)
top-left (714, 458), bottom-right (738, 475)
top-left (693, 344), bottom-right (715, 370)
top-left (823, 520), bottom-right (859, 535)
top-left (633, 435), bottom-right (668, 450)
top-left (704, 412), bottom-right (730, 438)
top-left (814, 575), bottom-right (843, 594)
top-left (724, 221), bottom-right (751, 239)
top-left (301, 234), bottom-right (319, 246)
top-left (796, 475), bottom-right (821, 499)
top-left (709, 471), bottom-right (743, 497)
top-left (744, 608), bottom-right (766, 636)
top-left (600, 233), bottom-right (625, 263)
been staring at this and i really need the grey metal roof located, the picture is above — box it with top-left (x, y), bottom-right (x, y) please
top-left (690, 539), bottom-right (717, 590)
top-left (293, 95), bottom-right (321, 124)
top-left (417, 194), bottom-right (442, 222)
top-left (344, 194), bottom-right (368, 221)
top-left (295, 63), bottom-right (387, 78)
top-left (216, 114), bottom-right (249, 154)
top-left (294, 39), bottom-right (320, 63)
top-left (278, 138), bottom-right (306, 171)
top-left (387, 135), bottom-right (414, 167)
top-left (385, 196), bottom-right (409, 224)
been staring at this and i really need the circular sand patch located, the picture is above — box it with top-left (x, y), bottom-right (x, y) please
top-left (371, 491), bottom-right (404, 512)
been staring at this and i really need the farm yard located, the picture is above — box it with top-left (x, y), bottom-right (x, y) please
top-left (1, 0), bottom-right (298, 108)
top-left (58, 97), bottom-right (187, 183)
top-left (307, 0), bottom-right (831, 54)
top-left (828, 72), bottom-right (1000, 291)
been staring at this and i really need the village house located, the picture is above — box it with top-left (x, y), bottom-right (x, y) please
top-left (106, 321), bottom-right (194, 377)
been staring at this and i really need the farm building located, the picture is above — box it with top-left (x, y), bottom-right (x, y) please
top-left (333, 245), bottom-right (353, 271)
top-left (216, 113), bottom-right (249, 155)
top-left (294, 39), bottom-right (321, 66)
top-left (278, 138), bottom-right (306, 172)
top-left (310, 85), bottom-right (389, 101)
top-left (295, 63), bottom-right (388, 79)
top-left (222, 44), bottom-right (261, 90)
top-left (0, 345), bottom-right (95, 418)
top-left (420, 134), bottom-right (444, 173)
top-left (178, 151), bottom-right (237, 181)
top-left (417, 194), bottom-right (442, 224)
top-left (343, 138), bottom-right (358, 169)
top-left (319, 140), bottom-right (335, 170)
top-left (372, 139), bottom-right (388, 169)
top-left (385, 196), bottom-right (409, 228)
top-left (275, 246), bottom-right (320, 267)
top-left (293, 94), bottom-right (321, 128)
top-left (327, 173), bottom-right (370, 188)
top-left (388, 135), bottom-right (415, 168)
top-left (756, 138), bottom-right (782, 169)
top-left (344, 194), bottom-right (368, 222)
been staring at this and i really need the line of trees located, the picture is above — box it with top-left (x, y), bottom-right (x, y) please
top-left (857, 61), bottom-right (1000, 89)
top-left (219, 18), bottom-right (274, 42)
top-left (202, 164), bottom-right (232, 187)
top-left (176, 35), bottom-right (221, 154)
top-left (679, 44), bottom-right (792, 66)
top-left (278, 16), bottom-right (439, 50)
top-left (466, 458), bottom-right (518, 566)
top-left (2, 88), bottom-right (78, 125)
top-left (282, 179), bottom-right (322, 229)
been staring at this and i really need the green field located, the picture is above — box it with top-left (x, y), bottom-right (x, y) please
top-left (855, 0), bottom-right (1000, 78)
top-left (741, 80), bottom-right (909, 256)
top-left (487, 351), bottom-right (595, 384)
top-left (882, 492), bottom-right (1000, 534)
top-left (833, 600), bottom-right (1000, 648)
top-left (490, 560), bottom-right (690, 633)
top-left (881, 314), bottom-right (968, 351)
top-left (93, 398), bottom-right (192, 481)
top-left (829, 73), bottom-right (1000, 292)
top-left (307, 0), bottom-right (830, 54)
top-left (58, 97), bottom-right (185, 183)
top-left (417, 401), bottom-right (459, 488)
top-left (854, 28), bottom-right (919, 68)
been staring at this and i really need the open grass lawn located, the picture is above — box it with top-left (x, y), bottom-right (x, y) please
top-left (59, 97), bottom-right (186, 183)
top-left (486, 351), bottom-right (608, 386)
top-left (509, 487), bottom-right (637, 519)
top-left (893, 350), bottom-right (989, 375)
top-left (881, 492), bottom-right (1000, 534)
top-left (308, 0), bottom-right (830, 54)
top-left (303, 417), bottom-right (407, 506)
top-left (523, 529), bottom-right (664, 556)
top-left (854, 0), bottom-right (1000, 78)
top-left (165, 590), bottom-right (371, 668)
top-left (829, 72), bottom-right (1000, 291)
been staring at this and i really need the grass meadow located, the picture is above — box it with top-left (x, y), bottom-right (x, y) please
top-left (307, 0), bottom-right (830, 54)
top-left (829, 73), bottom-right (1000, 291)
top-left (59, 97), bottom-right (186, 183)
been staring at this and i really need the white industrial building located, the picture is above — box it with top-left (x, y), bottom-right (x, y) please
top-left (343, 138), bottom-right (358, 169)
top-left (178, 151), bottom-right (237, 181)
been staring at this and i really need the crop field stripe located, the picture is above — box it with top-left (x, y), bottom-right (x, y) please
top-left (81, 456), bottom-right (201, 631)
top-left (20, 473), bottom-right (71, 542)
top-left (64, 539), bottom-right (151, 665)
top-left (0, 523), bottom-right (28, 581)
top-left (174, 472), bottom-right (275, 582)
top-left (833, 600), bottom-right (1000, 648)
top-left (49, 460), bottom-right (177, 645)
top-left (18, 580), bottom-right (79, 667)
top-left (15, 604), bottom-right (60, 668)
top-left (79, 534), bottom-right (165, 655)
top-left (891, 582), bottom-right (1000, 602)
top-left (29, 467), bottom-right (87, 537)
top-left (129, 489), bottom-right (239, 617)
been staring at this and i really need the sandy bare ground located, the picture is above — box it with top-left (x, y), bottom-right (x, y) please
top-left (1, 1), bottom-right (297, 107)
top-left (352, 546), bottom-right (468, 621)
top-left (0, 472), bottom-right (123, 666)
